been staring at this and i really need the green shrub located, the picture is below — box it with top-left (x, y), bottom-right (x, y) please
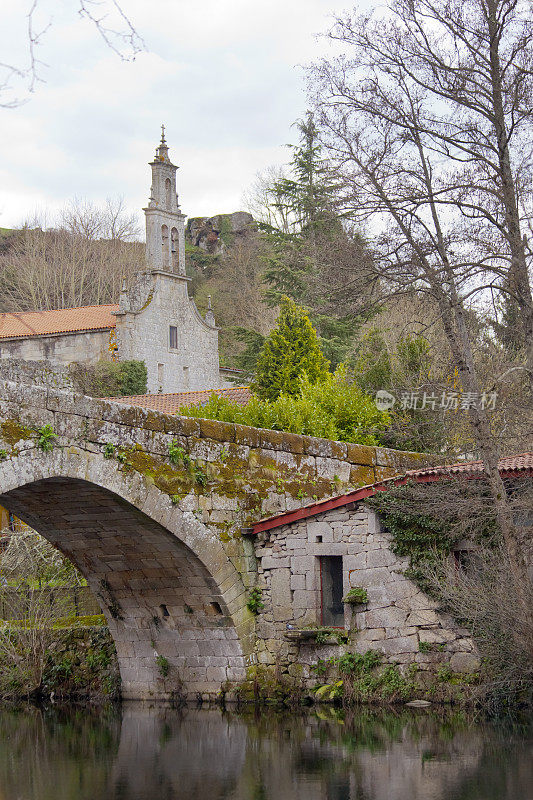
top-left (180, 367), bottom-right (390, 445)
top-left (103, 443), bottom-right (115, 459)
top-left (313, 650), bottom-right (417, 703)
top-left (168, 440), bottom-right (185, 465)
top-left (194, 467), bottom-right (208, 487)
top-left (118, 360), bottom-right (148, 396)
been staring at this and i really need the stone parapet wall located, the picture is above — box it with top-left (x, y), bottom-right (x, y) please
top-left (0, 359), bottom-right (74, 389)
top-left (0, 378), bottom-right (433, 535)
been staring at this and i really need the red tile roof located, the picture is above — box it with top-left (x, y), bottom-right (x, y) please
top-left (111, 386), bottom-right (252, 413)
top-left (252, 452), bottom-right (533, 534)
top-left (0, 305), bottom-right (118, 339)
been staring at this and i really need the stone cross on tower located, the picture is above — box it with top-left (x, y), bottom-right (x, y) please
top-left (144, 127), bottom-right (186, 275)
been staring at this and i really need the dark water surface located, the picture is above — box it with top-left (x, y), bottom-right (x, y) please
top-left (0, 704), bottom-right (532, 800)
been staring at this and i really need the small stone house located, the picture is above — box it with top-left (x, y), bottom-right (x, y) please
top-left (0, 130), bottom-right (229, 395)
top-left (249, 454), bottom-right (533, 681)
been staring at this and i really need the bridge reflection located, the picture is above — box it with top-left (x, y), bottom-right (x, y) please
top-left (0, 705), bottom-right (530, 800)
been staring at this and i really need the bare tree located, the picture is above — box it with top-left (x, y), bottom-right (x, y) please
top-left (243, 166), bottom-right (295, 234)
top-left (0, 198), bottom-right (143, 310)
top-left (311, 0), bottom-right (533, 381)
top-left (308, 0), bottom-right (533, 619)
top-left (0, 528), bottom-right (85, 697)
top-left (1, 0), bottom-right (144, 108)
top-left (61, 196), bottom-right (140, 242)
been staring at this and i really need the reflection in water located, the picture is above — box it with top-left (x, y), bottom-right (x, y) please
top-left (0, 704), bottom-right (531, 800)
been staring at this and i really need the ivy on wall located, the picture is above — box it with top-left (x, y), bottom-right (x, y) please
top-left (365, 479), bottom-right (498, 593)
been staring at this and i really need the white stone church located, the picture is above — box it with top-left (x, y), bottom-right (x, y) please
top-left (0, 131), bottom-right (233, 396)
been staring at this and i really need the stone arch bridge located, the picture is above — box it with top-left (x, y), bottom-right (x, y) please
top-left (0, 377), bottom-right (425, 699)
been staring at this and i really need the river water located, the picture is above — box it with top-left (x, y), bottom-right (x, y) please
top-left (0, 704), bottom-right (531, 800)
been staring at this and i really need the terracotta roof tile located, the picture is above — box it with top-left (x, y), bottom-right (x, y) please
top-left (0, 305), bottom-right (118, 339)
top-left (253, 452), bottom-right (533, 533)
top-left (404, 452), bottom-right (533, 476)
top-left (111, 386), bottom-right (252, 413)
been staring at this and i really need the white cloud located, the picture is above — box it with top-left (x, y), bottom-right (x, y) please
top-left (0, 0), bottom-right (359, 229)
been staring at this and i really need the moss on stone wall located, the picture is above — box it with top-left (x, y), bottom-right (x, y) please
top-left (1, 420), bottom-right (32, 447)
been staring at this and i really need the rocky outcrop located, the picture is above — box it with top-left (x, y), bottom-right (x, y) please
top-left (186, 212), bottom-right (256, 256)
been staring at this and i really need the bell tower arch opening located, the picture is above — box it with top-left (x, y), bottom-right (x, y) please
top-left (171, 227), bottom-right (179, 271)
top-left (0, 474), bottom-right (246, 700)
top-left (161, 224), bottom-right (169, 269)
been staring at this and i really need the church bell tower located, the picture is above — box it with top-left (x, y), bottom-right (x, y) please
top-left (144, 126), bottom-right (186, 274)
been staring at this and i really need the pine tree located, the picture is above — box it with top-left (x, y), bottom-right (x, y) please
top-left (258, 113), bottom-right (376, 368)
top-left (253, 296), bottom-right (330, 401)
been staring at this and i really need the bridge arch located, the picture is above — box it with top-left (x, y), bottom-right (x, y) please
top-left (0, 449), bottom-right (250, 700)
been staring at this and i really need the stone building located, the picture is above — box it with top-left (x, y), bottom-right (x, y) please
top-left (247, 455), bottom-right (533, 680)
top-left (0, 129), bottom-right (228, 395)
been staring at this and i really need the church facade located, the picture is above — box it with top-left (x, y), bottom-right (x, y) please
top-left (0, 131), bottom-right (227, 395)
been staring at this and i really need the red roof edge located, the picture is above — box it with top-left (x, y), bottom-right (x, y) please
top-left (251, 461), bottom-right (533, 535)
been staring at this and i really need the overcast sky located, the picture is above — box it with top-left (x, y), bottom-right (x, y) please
top-left (0, 0), bottom-right (356, 233)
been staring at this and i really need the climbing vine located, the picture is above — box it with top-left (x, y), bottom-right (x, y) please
top-left (366, 480), bottom-right (498, 592)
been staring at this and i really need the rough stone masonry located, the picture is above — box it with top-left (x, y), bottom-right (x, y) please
top-left (0, 372), bottom-right (474, 699)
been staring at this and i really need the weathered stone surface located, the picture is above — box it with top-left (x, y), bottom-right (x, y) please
top-left (365, 607), bottom-right (408, 628)
top-left (450, 652), bottom-right (481, 673)
top-left (345, 443), bottom-right (375, 466)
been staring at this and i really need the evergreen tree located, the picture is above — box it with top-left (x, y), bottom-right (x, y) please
top-left (253, 296), bottom-right (330, 401)
top-left (257, 113), bottom-right (376, 369)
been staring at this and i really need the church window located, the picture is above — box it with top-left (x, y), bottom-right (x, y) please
top-left (169, 326), bottom-right (178, 350)
top-left (165, 177), bottom-right (172, 208)
top-left (319, 556), bottom-right (344, 627)
top-left (157, 363), bottom-right (164, 384)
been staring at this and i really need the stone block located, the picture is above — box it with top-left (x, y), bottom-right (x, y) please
top-left (261, 555), bottom-right (291, 570)
top-left (307, 520), bottom-right (334, 543)
top-left (379, 635), bottom-right (419, 654)
top-left (271, 568), bottom-right (292, 622)
top-left (198, 418), bottom-right (236, 442)
top-left (356, 628), bottom-right (386, 641)
top-left (259, 429), bottom-right (285, 451)
top-left (349, 465), bottom-right (375, 486)
top-left (234, 424), bottom-right (262, 448)
top-left (366, 548), bottom-right (397, 568)
top-left (304, 436), bottom-right (347, 460)
top-left (290, 574), bottom-right (306, 590)
top-left (357, 567), bottom-right (395, 586)
top-left (165, 416), bottom-right (200, 437)
top-left (345, 443), bottom-right (376, 466)
top-left (450, 652), bottom-right (481, 673)
top-left (405, 610), bottom-right (441, 627)
top-left (366, 607), bottom-right (408, 628)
